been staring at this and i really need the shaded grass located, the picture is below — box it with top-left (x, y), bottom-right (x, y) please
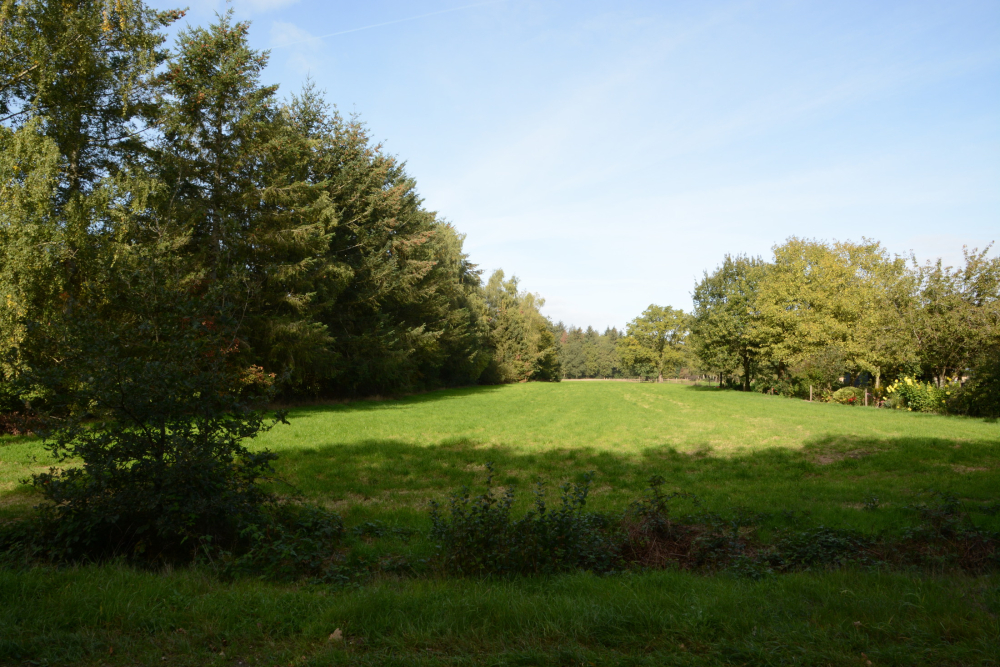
top-left (1, 566), bottom-right (997, 666)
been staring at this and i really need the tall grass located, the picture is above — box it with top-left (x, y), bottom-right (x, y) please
top-left (1, 566), bottom-right (997, 666)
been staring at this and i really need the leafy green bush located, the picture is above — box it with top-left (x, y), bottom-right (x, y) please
top-left (222, 503), bottom-right (347, 583)
top-left (886, 377), bottom-right (948, 412)
top-left (429, 463), bottom-right (620, 576)
top-left (949, 352), bottom-right (1000, 419)
top-left (831, 386), bottom-right (864, 406)
top-left (768, 527), bottom-right (873, 570)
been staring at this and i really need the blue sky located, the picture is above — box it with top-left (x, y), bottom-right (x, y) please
top-left (153, 0), bottom-right (1000, 330)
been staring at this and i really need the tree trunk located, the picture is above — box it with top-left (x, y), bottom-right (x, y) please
top-left (742, 355), bottom-right (752, 392)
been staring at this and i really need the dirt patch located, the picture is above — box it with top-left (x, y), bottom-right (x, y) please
top-left (814, 450), bottom-right (874, 465)
top-left (952, 465), bottom-right (991, 474)
top-left (685, 445), bottom-right (714, 459)
top-left (843, 502), bottom-right (891, 510)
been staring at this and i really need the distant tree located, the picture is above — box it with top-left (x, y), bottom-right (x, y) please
top-left (618, 305), bottom-right (688, 382)
top-left (691, 255), bottom-right (768, 391)
top-left (758, 238), bottom-right (914, 389)
top-left (482, 270), bottom-right (559, 383)
top-left (910, 246), bottom-right (1000, 387)
top-left (559, 327), bottom-right (586, 379)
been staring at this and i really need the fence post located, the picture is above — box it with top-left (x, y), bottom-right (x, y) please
top-left (809, 385), bottom-right (813, 402)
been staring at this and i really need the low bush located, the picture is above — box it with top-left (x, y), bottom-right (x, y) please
top-left (430, 470), bottom-right (999, 580)
top-left (2, 277), bottom-right (289, 564)
top-left (429, 463), bottom-right (620, 576)
top-left (886, 377), bottom-right (948, 412)
top-left (831, 386), bottom-right (864, 406)
top-left (5, 464), bottom-right (997, 583)
top-left (220, 503), bottom-right (348, 583)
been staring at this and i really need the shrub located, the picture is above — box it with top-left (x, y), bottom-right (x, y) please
top-left (950, 352), bottom-right (1000, 419)
top-left (429, 463), bottom-right (620, 576)
top-left (5, 278), bottom-right (287, 563)
top-left (831, 386), bottom-right (864, 406)
top-left (886, 377), bottom-right (947, 412)
top-left (222, 503), bottom-right (347, 583)
top-left (620, 476), bottom-right (701, 568)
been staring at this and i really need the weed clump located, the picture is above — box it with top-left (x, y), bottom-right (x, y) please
top-left (429, 463), bottom-right (620, 576)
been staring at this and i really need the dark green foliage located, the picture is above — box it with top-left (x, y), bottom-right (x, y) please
top-left (768, 527), bottom-right (873, 570)
top-left (223, 503), bottom-right (347, 583)
top-left (153, 14), bottom-right (339, 389)
top-left (556, 325), bottom-right (625, 379)
top-left (429, 463), bottom-right (619, 576)
top-left (951, 349), bottom-right (1000, 418)
top-left (6, 273), bottom-right (285, 563)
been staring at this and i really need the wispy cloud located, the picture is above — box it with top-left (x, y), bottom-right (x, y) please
top-left (269, 21), bottom-right (324, 73)
top-left (241, 0), bottom-right (300, 13)
top-left (269, 0), bottom-right (508, 49)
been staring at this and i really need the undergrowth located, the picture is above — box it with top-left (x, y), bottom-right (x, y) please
top-left (2, 467), bottom-right (997, 583)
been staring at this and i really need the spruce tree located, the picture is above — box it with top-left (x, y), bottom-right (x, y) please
top-left (154, 13), bottom-right (335, 385)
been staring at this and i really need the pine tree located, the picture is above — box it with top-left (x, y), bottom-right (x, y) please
top-left (154, 14), bottom-right (335, 385)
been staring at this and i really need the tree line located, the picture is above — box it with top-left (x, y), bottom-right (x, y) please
top-left (690, 238), bottom-right (999, 415)
top-left (554, 306), bottom-right (696, 382)
top-left (555, 238), bottom-right (998, 417)
top-left (0, 0), bottom-right (560, 422)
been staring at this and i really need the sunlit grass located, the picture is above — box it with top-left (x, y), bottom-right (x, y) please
top-left (247, 382), bottom-right (1000, 531)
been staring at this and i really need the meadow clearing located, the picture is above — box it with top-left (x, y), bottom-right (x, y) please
top-left (1, 382), bottom-right (998, 666)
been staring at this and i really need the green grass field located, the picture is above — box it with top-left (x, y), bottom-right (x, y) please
top-left (1, 382), bottom-right (999, 665)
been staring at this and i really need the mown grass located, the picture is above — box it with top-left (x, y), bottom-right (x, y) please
top-left (263, 382), bottom-right (1000, 533)
top-left (1, 382), bottom-right (999, 665)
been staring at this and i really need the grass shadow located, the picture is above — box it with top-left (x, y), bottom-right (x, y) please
top-left (257, 432), bottom-right (1000, 530)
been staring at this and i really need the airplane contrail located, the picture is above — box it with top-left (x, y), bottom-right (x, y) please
top-left (272, 0), bottom-right (509, 48)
